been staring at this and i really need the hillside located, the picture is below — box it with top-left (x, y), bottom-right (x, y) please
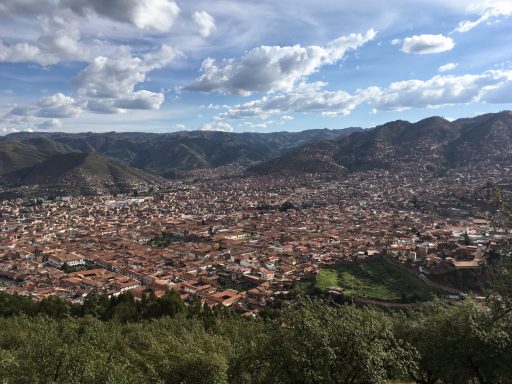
top-left (3, 152), bottom-right (158, 195)
top-left (1, 128), bottom-right (362, 175)
top-left (248, 111), bottom-right (512, 176)
top-left (1, 111), bottom-right (511, 187)
top-left (0, 138), bottom-right (72, 175)
top-left (248, 140), bottom-right (348, 176)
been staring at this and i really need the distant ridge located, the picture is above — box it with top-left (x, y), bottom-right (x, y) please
top-left (1, 111), bottom-right (511, 192)
top-left (248, 111), bottom-right (512, 176)
top-left (2, 152), bottom-right (158, 195)
top-left (0, 127), bottom-right (362, 176)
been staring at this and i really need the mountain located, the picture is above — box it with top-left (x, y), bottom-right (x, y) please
top-left (2, 111), bottom-right (510, 190)
top-left (447, 111), bottom-right (512, 165)
top-left (1, 128), bottom-right (362, 175)
top-left (248, 140), bottom-right (348, 176)
top-left (0, 138), bottom-right (72, 175)
top-left (2, 152), bottom-right (158, 195)
top-left (248, 111), bottom-right (512, 176)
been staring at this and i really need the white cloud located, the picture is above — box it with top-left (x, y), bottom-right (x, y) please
top-left (454, 0), bottom-right (512, 33)
top-left (64, 0), bottom-right (181, 32)
top-left (36, 118), bottom-right (63, 130)
top-left (114, 91), bottom-right (165, 110)
top-left (281, 115), bottom-right (294, 120)
top-left (200, 122), bottom-right (234, 132)
top-left (176, 123), bottom-right (186, 130)
top-left (438, 62), bottom-right (458, 73)
top-left (193, 11), bottom-right (216, 38)
top-left (73, 45), bottom-right (176, 113)
top-left (218, 87), bottom-right (367, 120)
top-left (36, 93), bottom-right (83, 117)
top-left (184, 29), bottom-right (376, 95)
top-left (0, 12), bottom-right (85, 65)
top-left (369, 70), bottom-right (512, 110)
top-left (9, 93), bottom-right (82, 118)
top-left (401, 34), bottom-right (455, 54)
top-left (1, 44), bottom-right (177, 130)
top-left (480, 77), bottom-right (512, 104)
top-left (0, 0), bottom-right (181, 65)
top-left (391, 38), bottom-right (401, 45)
top-left (214, 69), bottom-right (512, 120)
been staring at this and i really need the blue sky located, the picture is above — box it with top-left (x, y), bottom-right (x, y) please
top-left (0, 0), bottom-right (511, 134)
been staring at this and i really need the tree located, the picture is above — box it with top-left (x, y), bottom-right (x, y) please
top-left (279, 201), bottom-right (295, 212)
top-left (487, 188), bottom-right (512, 320)
top-left (270, 299), bottom-right (415, 384)
top-left (463, 231), bottom-right (472, 245)
top-left (82, 292), bottom-right (112, 320)
top-left (396, 299), bottom-right (512, 384)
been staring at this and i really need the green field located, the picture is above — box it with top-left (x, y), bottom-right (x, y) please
top-left (316, 258), bottom-right (436, 302)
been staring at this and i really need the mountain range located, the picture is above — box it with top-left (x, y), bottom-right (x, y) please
top-left (0, 127), bottom-right (361, 195)
top-left (0, 111), bottom-right (511, 195)
top-left (249, 111), bottom-right (512, 176)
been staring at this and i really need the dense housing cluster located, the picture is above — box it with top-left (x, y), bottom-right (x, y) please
top-left (1, 165), bottom-right (511, 312)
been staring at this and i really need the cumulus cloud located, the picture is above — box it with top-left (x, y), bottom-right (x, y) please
top-left (73, 45), bottom-right (176, 113)
top-left (35, 118), bottom-right (63, 130)
top-left (400, 34), bottom-right (454, 54)
top-left (87, 0), bottom-right (179, 32)
top-left (193, 11), bottom-right (216, 38)
top-left (8, 93), bottom-right (82, 118)
top-left (0, 12), bottom-right (85, 65)
top-left (213, 69), bottom-right (512, 121)
top-left (454, 0), bottom-right (512, 33)
top-left (369, 70), bottom-right (512, 110)
top-left (438, 62), bottom-right (458, 73)
top-left (0, 0), bottom-right (181, 32)
top-left (36, 93), bottom-right (83, 117)
top-left (218, 87), bottom-right (368, 120)
top-left (183, 29), bottom-right (376, 95)
top-left (0, 0), bottom-right (180, 65)
top-left (1, 44), bottom-right (177, 131)
top-left (200, 122), bottom-right (234, 132)
top-left (480, 76), bottom-right (512, 104)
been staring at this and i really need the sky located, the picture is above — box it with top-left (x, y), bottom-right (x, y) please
top-left (0, 0), bottom-right (511, 134)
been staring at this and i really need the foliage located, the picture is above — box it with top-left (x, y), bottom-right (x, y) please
top-left (0, 292), bottom-right (511, 383)
top-left (395, 299), bottom-right (512, 384)
top-left (316, 259), bottom-right (436, 302)
top-left (0, 290), bottom-right (185, 323)
top-left (279, 201), bottom-right (296, 212)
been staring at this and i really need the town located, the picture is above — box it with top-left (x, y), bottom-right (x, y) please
top-left (2, 162), bottom-right (510, 314)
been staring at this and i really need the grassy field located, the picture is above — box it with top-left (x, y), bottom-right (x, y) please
top-left (316, 258), bottom-right (436, 302)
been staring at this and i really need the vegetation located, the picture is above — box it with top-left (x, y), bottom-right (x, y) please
top-left (0, 290), bottom-right (511, 383)
top-left (279, 201), bottom-right (296, 212)
top-left (0, 129), bottom-right (360, 179)
top-left (315, 259), bottom-right (436, 302)
top-left (0, 290), bottom-right (188, 322)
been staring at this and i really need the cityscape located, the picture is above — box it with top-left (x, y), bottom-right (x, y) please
top-left (1, 0), bottom-right (512, 383)
top-left (1, 157), bottom-right (510, 309)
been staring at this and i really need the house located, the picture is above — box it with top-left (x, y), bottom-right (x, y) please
top-left (48, 253), bottom-right (85, 269)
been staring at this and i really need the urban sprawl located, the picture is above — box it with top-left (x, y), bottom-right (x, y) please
top-left (1, 165), bottom-right (511, 314)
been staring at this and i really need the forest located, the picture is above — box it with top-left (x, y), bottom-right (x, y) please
top-left (0, 256), bottom-right (511, 384)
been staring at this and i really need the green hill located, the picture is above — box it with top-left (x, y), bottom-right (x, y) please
top-left (248, 111), bottom-right (512, 175)
top-left (4, 152), bottom-right (158, 195)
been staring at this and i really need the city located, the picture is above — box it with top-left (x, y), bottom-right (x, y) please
top-left (2, 161), bottom-right (510, 311)
top-left (1, 0), bottom-right (512, 382)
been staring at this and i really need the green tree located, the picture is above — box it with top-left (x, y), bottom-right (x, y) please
top-left (270, 300), bottom-right (415, 384)
top-left (396, 299), bottom-right (512, 384)
top-left (279, 201), bottom-right (295, 212)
